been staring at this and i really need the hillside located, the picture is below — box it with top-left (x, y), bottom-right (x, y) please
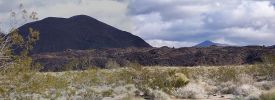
top-left (18, 15), bottom-right (151, 53)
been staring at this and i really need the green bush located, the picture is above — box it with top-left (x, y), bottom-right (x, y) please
top-left (173, 73), bottom-right (189, 88)
top-left (116, 66), bottom-right (189, 94)
top-left (261, 55), bottom-right (275, 80)
top-left (215, 67), bottom-right (239, 82)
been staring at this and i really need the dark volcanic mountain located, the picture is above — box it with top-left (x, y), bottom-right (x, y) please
top-left (18, 15), bottom-right (151, 53)
top-left (194, 40), bottom-right (228, 47)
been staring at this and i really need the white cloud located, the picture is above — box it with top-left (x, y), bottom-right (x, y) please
top-left (146, 39), bottom-right (196, 48)
top-left (0, 0), bottom-right (131, 33)
top-left (132, 12), bottom-right (172, 39)
top-left (1, 0), bottom-right (275, 47)
top-left (129, 0), bottom-right (275, 47)
top-left (213, 37), bottom-right (237, 46)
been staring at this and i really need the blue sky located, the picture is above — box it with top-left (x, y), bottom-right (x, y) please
top-left (0, 0), bottom-right (275, 47)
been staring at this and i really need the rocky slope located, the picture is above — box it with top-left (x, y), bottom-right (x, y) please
top-left (18, 15), bottom-right (151, 53)
top-left (32, 46), bottom-right (275, 71)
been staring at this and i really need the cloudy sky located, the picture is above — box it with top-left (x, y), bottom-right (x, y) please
top-left (1, 0), bottom-right (275, 47)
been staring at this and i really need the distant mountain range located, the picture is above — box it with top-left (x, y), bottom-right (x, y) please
top-left (18, 15), bottom-right (151, 53)
top-left (194, 40), bottom-right (229, 47)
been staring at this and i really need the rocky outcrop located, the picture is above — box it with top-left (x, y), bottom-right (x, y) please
top-left (32, 46), bottom-right (275, 71)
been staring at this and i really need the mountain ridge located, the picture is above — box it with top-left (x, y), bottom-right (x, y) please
top-left (194, 40), bottom-right (229, 47)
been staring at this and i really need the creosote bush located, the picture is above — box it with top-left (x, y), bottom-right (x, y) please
top-left (260, 91), bottom-right (275, 100)
top-left (0, 4), bottom-right (43, 98)
top-left (171, 82), bottom-right (206, 99)
top-left (117, 63), bottom-right (189, 94)
top-left (102, 89), bottom-right (114, 97)
top-left (105, 59), bottom-right (120, 69)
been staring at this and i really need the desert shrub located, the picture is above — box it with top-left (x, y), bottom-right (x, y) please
top-left (260, 91), bottom-right (275, 100)
top-left (63, 58), bottom-right (91, 71)
top-left (121, 93), bottom-right (136, 100)
top-left (245, 92), bottom-right (262, 100)
top-left (214, 67), bottom-right (240, 82)
top-left (82, 90), bottom-right (103, 100)
top-left (171, 82), bottom-right (206, 99)
top-left (112, 84), bottom-right (136, 96)
top-left (128, 62), bottom-right (143, 71)
top-left (218, 81), bottom-right (237, 94)
top-left (18, 73), bottom-right (68, 94)
top-left (0, 71), bottom-right (69, 98)
top-left (173, 73), bottom-right (189, 88)
top-left (152, 90), bottom-right (171, 100)
top-left (179, 68), bottom-right (191, 78)
top-left (115, 64), bottom-right (189, 95)
top-left (179, 66), bottom-right (243, 83)
top-left (179, 67), bottom-right (205, 80)
top-left (105, 59), bottom-right (120, 69)
top-left (259, 55), bottom-right (275, 80)
top-left (135, 69), bottom-right (188, 93)
top-left (71, 69), bottom-right (100, 86)
top-left (0, 2), bottom-right (40, 77)
top-left (102, 89), bottom-right (114, 97)
top-left (0, 87), bottom-right (5, 94)
top-left (117, 68), bottom-right (136, 84)
top-left (243, 55), bottom-right (275, 81)
top-left (234, 84), bottom-right (261, 97)
top-left (254, 81), bottom-right (275, 90)
top-left (236, 74), bottom-right (255, 85)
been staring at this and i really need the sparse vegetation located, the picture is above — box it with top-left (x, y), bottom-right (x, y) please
top-left (0, 29), bottom-right (274, 99)
top-left (260, 91), bottom-right (275, 100)
top-left (0, 2), bottom-right (275, 100)
top-left (105, 59), bottom-right (120, 69)
top-left (0, 56), bottom-right (274, 99)
top-left (172, 82), bottom-right (206, 99)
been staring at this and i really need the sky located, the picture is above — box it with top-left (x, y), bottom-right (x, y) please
top-left (0, 0), bottom-right (275, 47)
